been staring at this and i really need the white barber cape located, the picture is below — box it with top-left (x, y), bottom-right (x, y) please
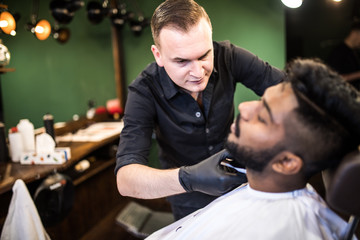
top-left (146, 184), bottom-right (352, 240)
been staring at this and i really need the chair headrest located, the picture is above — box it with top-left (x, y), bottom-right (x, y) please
top-left (325, 150), bottom-right (360, 217)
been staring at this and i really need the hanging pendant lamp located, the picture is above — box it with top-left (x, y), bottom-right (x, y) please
top-left (33, 19), bottom-right (52, 40)
top-left (0, 11), bottom-right (16, 35)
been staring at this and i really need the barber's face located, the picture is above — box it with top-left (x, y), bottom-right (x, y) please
top-left (151, 18), bottom-right (214, 99)
top-left (226, 83), bottom-right (298, 171)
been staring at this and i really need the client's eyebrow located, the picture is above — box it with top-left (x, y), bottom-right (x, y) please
top-left (263, 98), bottom-right (274, 123)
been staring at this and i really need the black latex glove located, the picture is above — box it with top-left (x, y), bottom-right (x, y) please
top-left (178, 149), bottom-right (248, 196)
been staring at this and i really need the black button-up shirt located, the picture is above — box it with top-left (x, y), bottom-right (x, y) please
top-left (116, 41), bottom-right (284, 209)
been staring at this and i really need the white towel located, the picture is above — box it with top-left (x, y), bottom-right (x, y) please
top-left (1, 179), bottom-right (51, 240)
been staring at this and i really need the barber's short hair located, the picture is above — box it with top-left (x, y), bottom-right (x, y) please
top-left (151, 0), bottom-right (211, 47)
top-left (285, 58), bottom-right (360, 178)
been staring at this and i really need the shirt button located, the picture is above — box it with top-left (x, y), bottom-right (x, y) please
top-left (208, 145), bottom-right (213, 151)
top-left (195, 112), bottom-right (201, 118)
top-left (205, 128), bottom-right (210, 134)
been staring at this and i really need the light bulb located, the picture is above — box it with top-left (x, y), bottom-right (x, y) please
top-left (281, 0), bottom-right (303, 8)
top-left (0, 20), bottom-right (8, 28)
top-left (35, 25), bottom-right (44, 33)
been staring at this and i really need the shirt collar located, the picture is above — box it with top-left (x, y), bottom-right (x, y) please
top-left (159, 67), bottom-right (180, 99)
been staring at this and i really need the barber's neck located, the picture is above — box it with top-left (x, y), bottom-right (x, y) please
top-left (191, 91), bottom-right (201, 101)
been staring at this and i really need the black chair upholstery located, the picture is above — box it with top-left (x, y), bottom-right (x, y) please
top-left (323, 150), bottom-right (360, 240)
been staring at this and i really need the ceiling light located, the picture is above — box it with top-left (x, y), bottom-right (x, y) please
top-left (50, 0), bottom-right (84, 25)
top-left (281, 0), bottom-right (303, 8)
top-left (0, 10), bottom-right (16, 36)
top-left (130, 15), bottom-right (149, 36)
top-left (52, 26), bottom-right (70, 43)
top-left (87, 1), bottom-right (105, 24)
top-left (27, 0), bottom-right (52, 40)
top-left (27, 19), bottom-right (52, 40)
top-left (110, 5), bottom-right (130, 29)
top-left (86, 0), bottom-right (149, 35)
top-left (87, 1), bottom-right (131, 27)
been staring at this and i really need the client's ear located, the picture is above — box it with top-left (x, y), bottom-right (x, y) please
top-left (271, 151), bottom-right (303, 175)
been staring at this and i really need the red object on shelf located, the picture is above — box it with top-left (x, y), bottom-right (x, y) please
top-left (95, 106), bottom-right (107, 115)
top-left (9, 126), bottom-right (18, 133)
top-left (106, 98), bottom-right (123, 115)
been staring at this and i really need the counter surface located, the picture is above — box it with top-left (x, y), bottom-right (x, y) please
top-left (0, 117), bottom-right (121, 195)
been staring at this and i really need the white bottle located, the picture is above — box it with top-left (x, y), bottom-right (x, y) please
top-left (17, 119), bottom-right (35, 153)
top-left (8, 127), bottom-right (24, 162)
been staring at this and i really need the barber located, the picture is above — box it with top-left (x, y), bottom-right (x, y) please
top-left (115, 0), bottom-right (284, 220)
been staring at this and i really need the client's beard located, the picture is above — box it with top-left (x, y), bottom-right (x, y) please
top-left (225, 113), bottom-right (285, 172)
top-left (224, 141), bottom-right (276, 172)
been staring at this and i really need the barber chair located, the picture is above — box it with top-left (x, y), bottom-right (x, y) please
top-left (115, 201), bottom-right (174, 239)
top-left (323, 151), bottom-right (360, 240)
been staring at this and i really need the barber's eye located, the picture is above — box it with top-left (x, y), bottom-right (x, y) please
top-left (258, 115), bottom-right (266, 124)
top-left (176, 59), bottom-right (188, 64)
top-left (199, 55), bottom-right (208, 61)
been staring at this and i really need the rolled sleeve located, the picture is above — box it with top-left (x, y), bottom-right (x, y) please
top-left (114, 82), bottom-right (155, 175)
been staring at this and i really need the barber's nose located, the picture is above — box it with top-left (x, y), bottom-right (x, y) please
top-left (190, 61), bottom-right (204, 78)
top-left (238, 101), bottom-right (259, 121)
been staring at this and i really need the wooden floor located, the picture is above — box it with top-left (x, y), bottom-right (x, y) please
top-left (80, 198), bottom-right (172, 240)
top-left (80, 203), bottom-right (142, 240)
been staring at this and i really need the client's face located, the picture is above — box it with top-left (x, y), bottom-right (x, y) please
top-left (225, 82), bottom-right (298, 172)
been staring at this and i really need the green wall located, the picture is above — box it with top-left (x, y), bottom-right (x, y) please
top-left (1, 0), bottom-right (117, 130)
top-left (203, 0), bottom-right (285, 109)
top-left (1, 0), bottom-right (285, 131)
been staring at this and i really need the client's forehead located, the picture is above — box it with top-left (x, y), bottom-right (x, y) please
top-left (263, 82), bottom-right (298, 124)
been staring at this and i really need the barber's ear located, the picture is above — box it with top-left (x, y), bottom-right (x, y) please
top-left (271, 151), bottom-right (303, 175)
top-left (151, 45), bottom-right (164, 67)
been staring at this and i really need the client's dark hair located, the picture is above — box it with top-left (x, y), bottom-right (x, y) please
top-left (284, 58), bottom-right (360, 178)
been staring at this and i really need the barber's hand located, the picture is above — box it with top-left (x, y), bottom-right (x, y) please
top-left (178, 149), bottom-right (247, 196)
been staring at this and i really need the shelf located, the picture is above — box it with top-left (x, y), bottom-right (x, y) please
top-left (0, 68), bottom-right (15, 73)
top-left (0, 116), bottom-right (121, 194)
